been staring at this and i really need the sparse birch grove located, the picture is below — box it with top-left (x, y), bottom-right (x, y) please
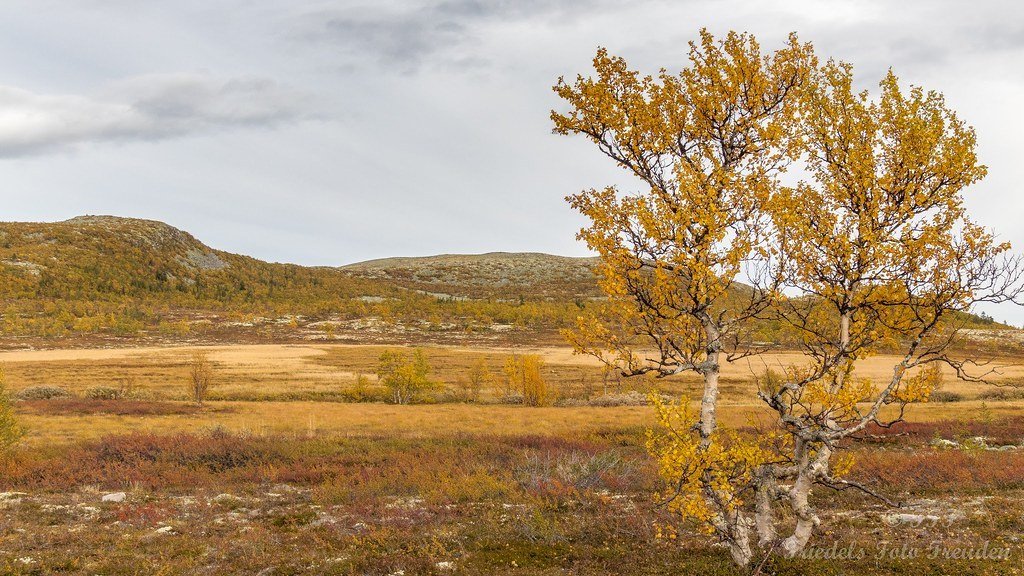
top-left (553, 30), bottom-right (1024, 566)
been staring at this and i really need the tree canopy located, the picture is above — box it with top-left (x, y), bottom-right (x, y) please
top-left (553, 29), bottom-right (1022, 565)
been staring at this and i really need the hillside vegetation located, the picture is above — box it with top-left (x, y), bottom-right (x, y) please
top-left (0, 216), bottom-right (1012, 349)
top-left (0, 216), bottom-right (586, 346)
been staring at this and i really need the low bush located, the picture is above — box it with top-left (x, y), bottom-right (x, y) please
top-left (497, 393), bottom-right (524, 405)
top-left (515, 449), bottom-right (640, 494)
top-left (558, 391), bottom-right (667, 407)
top-left (0, 429), bottom-right (647, 502)
top-left (84, 386), bottom-right (126, 400)
top-left (852, 448), bottom-right (1024, 493)
top-left (861, 415), bottom-right (1024, 446)
top-left (976, 387), bottom-right (1024, 401)
top-left (15, 385), bottom-right (71, 401)
top-left (929, 390), bottom-right (964, 402)
top-left (209, 389), bottom-right (389, 403)
top-left (339, 374), bottom-right (389, 403)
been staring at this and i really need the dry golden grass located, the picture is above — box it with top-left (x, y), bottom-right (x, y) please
top-left (11, 397), bottom-right (1024, 448)
top-left (3, 343), bottom-right (1021, 397)
top-left (2, 343), bottom-right (1022, 446)
top-left (12, 402), bottom-right (652, 445)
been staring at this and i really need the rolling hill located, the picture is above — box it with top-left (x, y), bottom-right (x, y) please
top-left (0, 216), bottom-right (595, 346)
top-left (0, 215), bottom-right (1012, 349)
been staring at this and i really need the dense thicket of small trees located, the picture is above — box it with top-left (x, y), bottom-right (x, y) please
top-left (554, 29), bottom-right (1022, 565)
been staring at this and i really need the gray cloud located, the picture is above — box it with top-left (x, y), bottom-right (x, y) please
top-left (3, 0), bottom-right (1024, 325)
top-left (295, 0), bottom-right (617, 73)
top-left (315, 10), bottom-right (470, 73)
top-left (0, 74), bottom-right (311, 157)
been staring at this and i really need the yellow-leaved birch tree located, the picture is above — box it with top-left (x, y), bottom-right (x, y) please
top-left (554, 31), bottom-right (1022, 567)
top-left (753, 59), bottom-right (1024, 558)
top-left (551, 30), bottom-right (815, 565)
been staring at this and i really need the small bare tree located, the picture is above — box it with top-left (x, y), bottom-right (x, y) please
top-left (188, 350), bottom-right (214, 405)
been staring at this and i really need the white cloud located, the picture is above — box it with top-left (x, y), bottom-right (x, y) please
top-left (0, 73), bottom-right (311, 157)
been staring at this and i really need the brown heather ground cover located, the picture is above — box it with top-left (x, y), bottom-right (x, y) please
top-left (0, 423), bottom-right (1024, 574)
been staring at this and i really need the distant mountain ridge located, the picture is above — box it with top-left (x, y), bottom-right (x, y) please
top-left (341, 252), bottom-right (602, 299)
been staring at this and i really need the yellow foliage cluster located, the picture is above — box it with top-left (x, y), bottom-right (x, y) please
top-left (376, 348), bottom-right (439, 405)
top-left (647, 395), bottom-right (776, 531)
top-left (552, 31), bottom-right (817, 375)
top-left (890, 363), bottom-right (943, 404)
top-left (503, 354), bottom-right (553, 406)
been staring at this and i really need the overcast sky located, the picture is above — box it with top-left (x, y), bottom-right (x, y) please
top-left (2, 1), bottom-right (1023, 323)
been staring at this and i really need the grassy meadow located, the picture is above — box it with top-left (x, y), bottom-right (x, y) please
top-left (0, 344), bottom-right (1022, 574)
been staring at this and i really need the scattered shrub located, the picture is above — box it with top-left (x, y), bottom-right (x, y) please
top-left (0, 368), bottom-right (23, 454)
top-left (929, 390), bottom-right (964, 403)
top-left (84, 386), bottom-right (124, 400)
top-left (861, 415), bottom-right (1024, 447)
top-left (504, 354), bottom-right (553, 407)
top-left (976, 387), bottom-right (1024, 401)
top-left (15, 385), bottom-right (71, 401)
top-left (457, 357), bottom-right (493, 403)
top-left (18, 399), bottom-right (209, 416)
top-left (515, 449), bottom-right (638, 495)
top-left (376, 348), bottom-right (440, 404)
top-left (340, 373), bottom-right (389, 403)
top-left (558, 391), bottom-right (665, 407)
top-left (497, 393), bottom-right (524, 405)
top-left (188, 350), bottom-right (214, 405)
top-left (852, 449), bottom-right (1024, 492)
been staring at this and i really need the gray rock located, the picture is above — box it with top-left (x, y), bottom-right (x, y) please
top-left (212, 493), bottom-right (241, 504)
top-left (101, 492), bottom-right (127, 503)
top-left (883, 513), bottom-right (940, 527)
top-left (964, 436), bottom-right (990, 448)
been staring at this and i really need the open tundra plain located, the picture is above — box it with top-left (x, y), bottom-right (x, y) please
top-left (1, 343), bottom-right (1023, 575)
top-left (2, 218), bottom-right (1024, 574)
